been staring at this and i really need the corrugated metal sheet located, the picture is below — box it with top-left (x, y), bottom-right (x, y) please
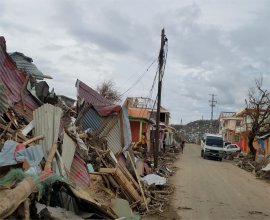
top-left (76, 106), bottom-right (104, 131)
top-left (0, 36), bottom-right (40, 121)
top-left (122, 106), bottom-right (132, 150)
top-left (62, 132), bottom-right (76, 172)
top-left (33, 104), bottom-right (62, 158)
top-left (0, 81), bottom-right (9, 115)
top-left (76, 79), bottom-right (121, 117)
top-left (99, 115), bottom-right (122, 155)
top-left (76, 79), bottom-right (113, 106)
top-left (70, 153), bottom-right (90, 188)
top-left (9, 52), bottom-right (44, 79)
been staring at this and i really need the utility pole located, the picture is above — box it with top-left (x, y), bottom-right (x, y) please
top-left (209, 94), bottom-right (217, 120)
top-left (154, 28), bottom-right (167, 169)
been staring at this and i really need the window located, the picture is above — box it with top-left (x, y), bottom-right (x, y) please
top-left (234, 135), bottom-right (239, 142)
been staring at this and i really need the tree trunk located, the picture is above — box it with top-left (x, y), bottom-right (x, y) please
top-left (248, 135), bottom-right (256, 160)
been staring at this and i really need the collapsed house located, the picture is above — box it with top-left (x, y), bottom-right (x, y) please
top-left (0, 36), bottom-right (179, 219)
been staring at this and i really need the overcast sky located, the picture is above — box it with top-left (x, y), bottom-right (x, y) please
top-left (1, 0), bottom-right (269, 124)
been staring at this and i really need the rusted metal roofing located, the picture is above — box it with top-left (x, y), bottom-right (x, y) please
top-left (76, 79), bottom-right (121, 117)
top-left (9, 52), bottom-right (44, 79)
top-left (0, 81), bottom-right (9, 116)
top-left (70, 153), bottom-right (90, 188)
top-left (33, 104), bottom-right (63, 158)
top-left (0, 36), bottom-right (40, 121)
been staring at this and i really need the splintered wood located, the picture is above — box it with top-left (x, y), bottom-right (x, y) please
top-left (99, 164), bottom-right (142, 205)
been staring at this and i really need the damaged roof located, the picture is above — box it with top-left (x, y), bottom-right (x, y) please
top-left (76, 79), bottom-right (121, 117)
top-left (0, 36), bottom-right (40, 121)
top-left (9, 52), bottom-right (45, 79)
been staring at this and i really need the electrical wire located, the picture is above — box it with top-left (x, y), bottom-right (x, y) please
top-left (118, 59), bottom-right (157, 98)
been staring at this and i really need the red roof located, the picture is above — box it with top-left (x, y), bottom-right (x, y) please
top-left (76, 79), bottom-right (121, 117)
top-left (0, 36), bottom-right (39, 121)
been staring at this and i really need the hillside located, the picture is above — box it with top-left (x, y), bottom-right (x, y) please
top-left (172, 120), bottom-right (219, 143)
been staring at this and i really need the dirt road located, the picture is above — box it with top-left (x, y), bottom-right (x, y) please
top-left (170, 144), bottom-right (270, 219)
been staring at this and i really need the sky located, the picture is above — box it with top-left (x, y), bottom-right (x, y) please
top-left (0, 0), bottom-right (269, 124)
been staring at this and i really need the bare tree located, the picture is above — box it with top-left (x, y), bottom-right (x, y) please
top-left (245, 77), bottom-right (270, 158)
top-left (96, 80), bottom-right (121, 103)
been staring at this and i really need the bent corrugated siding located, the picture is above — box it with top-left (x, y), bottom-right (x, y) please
top-left (122, 106), bottom-right (132, 150)
top-left (33, 104), bottom-right (63, 158)
top-left (70, 153), bottom-right (90, 188)
top-left (79, 107), bottom-right (104, 132)
top-left (99, 115), bottom-right (122, 155)
top-left (0, 36), bottom-right (40, 121)
top-left (0, 81), bottom-right (9, 116)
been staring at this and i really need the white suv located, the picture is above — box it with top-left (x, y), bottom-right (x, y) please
top-left (201, 133), bottom-right (224, 161)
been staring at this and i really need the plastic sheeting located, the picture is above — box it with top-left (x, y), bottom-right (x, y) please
top-left (141, 174), bottom-right (166, 186)
top-left (0, 140), bottom-right (44, 169)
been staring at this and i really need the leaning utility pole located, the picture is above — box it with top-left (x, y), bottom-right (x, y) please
top-left (209, 94), bottom-right (217, 120)
top-left (154, 28), bottom-right (166, 169)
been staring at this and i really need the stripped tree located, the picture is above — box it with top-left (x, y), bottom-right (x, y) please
top-left (96, 80), bottom-right (121, 103)
top-left (245, 77), bottom-right (270, 159)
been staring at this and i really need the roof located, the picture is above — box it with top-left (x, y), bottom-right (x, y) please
top-left (219, 112), bottom-right (236, 119)
top-left (76, 79), bottom-right (121, 117)
top-left (0, 36), bottom-right (40, 121)
top-left (9, 52), bottom-right (45, 79)
top-left (235, 108), bottom-right (269, 117)
top-left (125, 97), bottom-right (170, 113)
top-left (257, 133), bottom-right (270, 140)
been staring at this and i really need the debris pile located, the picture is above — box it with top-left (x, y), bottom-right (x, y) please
top-left (0, 36), bottom-right (180, 219)
top-left (237, 153), bottom-right (270, 179)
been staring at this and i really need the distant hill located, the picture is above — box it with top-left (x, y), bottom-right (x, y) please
top-left (171, 120), bottom-right (219, 144)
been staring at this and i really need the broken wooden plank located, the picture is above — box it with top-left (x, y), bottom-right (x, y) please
top-left (127, 152), bottom-right (148, 211)
top-left (44, 143), bottom-right (58, 172)
top-left (118, 162), bottom-right (140, 190)
top-left (114, 164), bottom-right (142, 203)
top-left (23, 135), bottom-right (44, 146)
top-left (99, 165), bottom-right (142, 203)
top-left (99, 168), bottom-right (117, 173)
top-left (0, 123), bottom-right (27, 141)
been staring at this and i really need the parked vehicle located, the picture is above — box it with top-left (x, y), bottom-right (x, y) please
top-left (223, 144), bottom-right (241, 153)
top-left (201, 133), bottom-right (224, 161)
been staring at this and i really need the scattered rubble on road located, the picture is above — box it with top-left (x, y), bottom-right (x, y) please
top-left (0, 36), bottom-right (180, 219)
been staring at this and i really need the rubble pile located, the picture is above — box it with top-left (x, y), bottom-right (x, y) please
top-left (237, 154), bottom-right (270, 179)
top-left (0, 36), bottom-right (180, 219)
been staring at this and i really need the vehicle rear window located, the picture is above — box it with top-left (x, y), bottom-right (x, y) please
top-left (206, 137), bottom-right (223, 147)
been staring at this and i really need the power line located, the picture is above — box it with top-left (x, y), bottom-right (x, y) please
top-left (138, 38), bottom-right (168, 119)
top-left (118, 59), bottom-right (157, 98)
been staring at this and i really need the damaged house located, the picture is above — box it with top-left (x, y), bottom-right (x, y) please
top-left (0, 36), bottom-right (178, 219)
